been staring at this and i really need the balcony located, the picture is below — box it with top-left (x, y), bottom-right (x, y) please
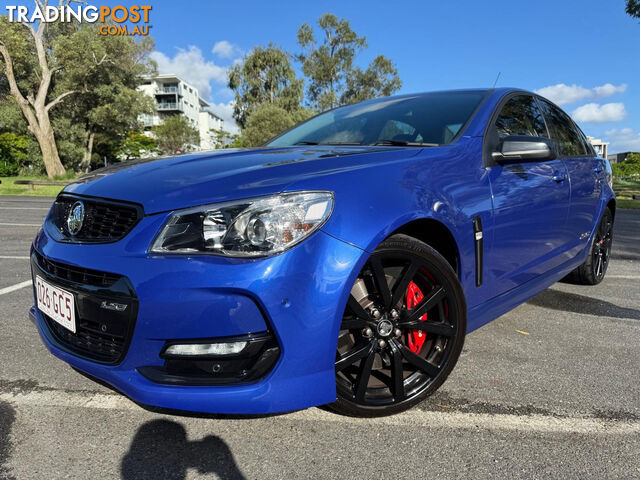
top-left (140, 114), bottom-right (159, 127)
top-left (156, 86), bottom-right (180, 94)
top-left (157, 102), bottom-right (182, 111)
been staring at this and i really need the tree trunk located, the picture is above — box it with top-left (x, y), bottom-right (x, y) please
top-left (33, 109), bottom-right (66, 178)
top-left (80, 130), bottom-right (95, 173)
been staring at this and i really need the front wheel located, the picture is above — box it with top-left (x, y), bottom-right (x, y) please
top-left (329, 234), bottom-right (467, 417)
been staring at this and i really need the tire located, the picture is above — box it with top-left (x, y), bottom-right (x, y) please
top-left (328, 234), bottom-right (467, 417)
top-left (564, 207), bottom-right (614, 286)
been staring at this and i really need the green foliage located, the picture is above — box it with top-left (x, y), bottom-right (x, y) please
top-left (295, 13), bottom-right (401, 111)
top-left (0, 99), bottom-right (42, 173)
top-left (296, 14), bottom-right (367, 111)
top-left (0, 132), bottom-right (28, 176)
top-left (240, 103), bottom-right (311, 147)
top-left (118, 131), bottom-right (157, 160)
top-left (626, 0), bottom-right (640, 19)
top-left (228, 44), bottom-right (304, 128)
top-left (53, 25), bottom-right (156, 169)
top-left (342, 55), bottom-right (402, 104)
top-left (210, 128), bottom-right (240, 148)
top-left (0, 15), bottom-right (156, 174)
top-left (612, 153), bottom-right (640, 177)
top-left (153, 115), bottom-right (200, 155)
top-left (51, 116), bottom-right (86, 170)
top-left (0, 98), bottom-right (28, 133)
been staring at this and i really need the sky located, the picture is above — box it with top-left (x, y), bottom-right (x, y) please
top-left (109, 0), bottom-right (640, 152)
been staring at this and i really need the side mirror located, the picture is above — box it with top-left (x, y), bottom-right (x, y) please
top-left (492, 135), bottom-right (555, 164)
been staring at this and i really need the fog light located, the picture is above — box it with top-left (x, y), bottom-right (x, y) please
top-left (165, 341), bottom-right (247, 356)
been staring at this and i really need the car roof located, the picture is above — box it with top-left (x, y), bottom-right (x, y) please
top-left (354, 87), bottom-right (536, 106)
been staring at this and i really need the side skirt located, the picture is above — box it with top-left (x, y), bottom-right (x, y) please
top-left (467, 253), bottom-right (585, 333)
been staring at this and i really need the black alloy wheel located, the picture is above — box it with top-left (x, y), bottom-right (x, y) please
top-left (592, 210), bottom-right (613, 282)
top-left (565, 207), bottom-right (614, 286)
top-left (330, 234), bottom-right (466, 417)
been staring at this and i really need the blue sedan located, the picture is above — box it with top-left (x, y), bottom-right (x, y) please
top-left (30, 88), bottom-right (615, 417)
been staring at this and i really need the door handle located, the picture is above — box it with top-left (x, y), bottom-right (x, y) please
top-left (552, 172), bottom-right (567, 183)
top-left (593, 165), bottom-right (603, 174)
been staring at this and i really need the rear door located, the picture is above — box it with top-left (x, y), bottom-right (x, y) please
top-left (537, 98), bottom-right (603, 257)
top-left (484, 94), bottom-right (572, 294)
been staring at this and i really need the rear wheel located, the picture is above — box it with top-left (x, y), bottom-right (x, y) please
top-left (329, 234), bottom-right (466, 417)
top-left (565, 208), bottom-right (613, 285)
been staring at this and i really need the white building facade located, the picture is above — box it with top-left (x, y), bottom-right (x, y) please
top-left (137, 74), bottom-right (223, 151)
top-left (587, 136), bottom-right (608, 158)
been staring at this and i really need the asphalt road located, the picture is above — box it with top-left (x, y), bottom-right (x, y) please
top-left (0, 196), bottom-right (638, 480)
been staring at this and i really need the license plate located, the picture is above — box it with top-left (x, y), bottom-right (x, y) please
top-left (35, 275), bottom-right (76, 333)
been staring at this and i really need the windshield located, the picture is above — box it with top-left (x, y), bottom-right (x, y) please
top-left (266, 90), bottom-right (488, 147)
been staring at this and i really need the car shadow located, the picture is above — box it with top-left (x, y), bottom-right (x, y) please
top-left (120, 419), bottom-right (245, 480)
top-left (0, 400), bottom-right (16, 480)
top-left (527, 288), bottom-right (640, 320)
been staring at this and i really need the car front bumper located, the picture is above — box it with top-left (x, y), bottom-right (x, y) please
top-left (30, 212), bottom-right (366, 414)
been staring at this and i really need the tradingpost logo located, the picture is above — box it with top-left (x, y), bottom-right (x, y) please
top-left (4, 3), bottom-right (152, 36)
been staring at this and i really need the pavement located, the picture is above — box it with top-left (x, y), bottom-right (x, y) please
top-left (0, 196), bottom-right (638, 480)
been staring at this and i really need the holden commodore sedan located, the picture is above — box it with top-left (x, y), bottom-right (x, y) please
top-left (30, 88), bottom-right (615, 417)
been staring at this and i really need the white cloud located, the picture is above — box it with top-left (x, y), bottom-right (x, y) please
top-left (593, 83), bottom-right (627, 98)
top-left (208, 101), bottom-right (239, 134)
top-left (603, 128), bottom-right (640, 152)
top-left (571, 102), bottom-right (627, 123)
top-left (534, 83), bottom-right (627, 105)
top-left (150, 46), bottom-right (228, 98)
top-left (212, 40), bottom-right (242, 59)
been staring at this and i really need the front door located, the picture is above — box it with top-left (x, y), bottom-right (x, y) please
top-left (484, 94), bottom-right (572, 295)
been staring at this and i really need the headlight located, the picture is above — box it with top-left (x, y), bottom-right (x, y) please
top-left (149, 191), bottom-right (334, 257)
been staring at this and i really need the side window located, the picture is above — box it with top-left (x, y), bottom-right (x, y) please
top-left (538, 99), bottom-right (587, 157)
top-left (576, 128), bottom-right (596, 156)
top-left (494, 95), bottom-right (548, 138)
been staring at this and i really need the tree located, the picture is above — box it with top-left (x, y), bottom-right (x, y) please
top-left (55, 28), bottom-right (156, 171)
top-left (117, 131), bottom-right (157, 160)
top-left (341, 55), bottom-right (402, 105)
top-left (240, 103), bottom-right (312, 147)
top-left (626, 0), bottom-right (640, 19)
top-left (296, 14), bottom-right (367, 111)
top-left (0, 1), bottom-right (82, 177)
top-left (210, 128), bottom-right (239, 148)
top-left (228, 44), bottom-right (304, 128)
top-left (153, 115), bottom-right (200, 155)
top-left (0, 1), bottom-right (156, 177)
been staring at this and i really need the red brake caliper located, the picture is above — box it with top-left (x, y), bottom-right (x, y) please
top-left (406, 281), bottom-right (428, 354)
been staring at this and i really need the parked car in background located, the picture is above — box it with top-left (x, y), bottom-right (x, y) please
top-left (30, 88), bottom-right (614, 417)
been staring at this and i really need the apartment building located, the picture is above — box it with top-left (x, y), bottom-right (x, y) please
top-left (587, 136), bottom-right (608, 158)
top-left (137, 74), bottom-right (223, 151)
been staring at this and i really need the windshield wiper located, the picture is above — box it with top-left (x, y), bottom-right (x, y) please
top-left (372, 139), bottom-right (439, 147)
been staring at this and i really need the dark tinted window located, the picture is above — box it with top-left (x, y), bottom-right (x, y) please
top-left (538, 98), bottom-right (586, 157)
top-left (267, 91), bottom-right (488, 147)
top-left (494, 95), bottom-right (548, 138)
top-left (576, 128), bottom-right (596, 156)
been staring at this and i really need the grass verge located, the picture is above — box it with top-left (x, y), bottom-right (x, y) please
top-left (0, 176), bottom-right (67, 197)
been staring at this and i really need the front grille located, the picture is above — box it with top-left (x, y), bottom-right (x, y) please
top-left (32, 250), bottom-right (138, 365)
top-left (47, 194), bottom-right (143, 243)
top-left (33, 250), bottom-right (120, 287)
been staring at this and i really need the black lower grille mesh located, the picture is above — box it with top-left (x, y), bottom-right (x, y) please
top-left (32, 251), bottom-right (137, 365)
top-left (44, 314), bottom-right (127, 363)
top-left (33, 250), bottom-right (120, 287)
